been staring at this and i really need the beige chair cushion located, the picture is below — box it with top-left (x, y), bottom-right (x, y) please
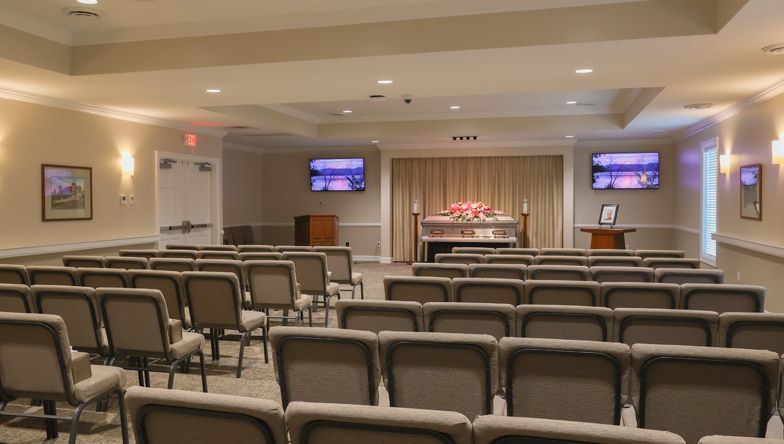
top-left (587, 249), bottom-right (636, 257)
top-left (169, 331), bottom-right (206, 360)
top-left (484, 254), bottom-right (535, 266)
top-left (384, 276), bottom-right (452, 304)
top-left (527, 265), bottom-right (590, 281)
top-left (698, 437), bottom-right (784, 444)
top-left (452, 277), bottom-right (524, 305)
top-left (0, 284), bottom-right (33, 313)
top-left (468, 264), bottom-right (527, 280)
top-left (239, 310), bottom-right (267, 332)
top-left (326, 282), bottom-right (341, 296)
top-left (424, 302), bottom-right (515, 341)
top-left (590, 266), bottom-right (654, 283)
top-left (435, 253), bottom-right (485, 265)
top-left (719, 312), bottom-right (784, 354)
top-left (294, 294), bottom-right (313, 311)
top-left (411, 263), bottom-right (469, 279)
top-left (588, 256), bottom-right (644, 267)
top-left (655, 268), bottom-right (724, 284)
top-left (496, 248), bottom-right (540, 256)
top-left (614, 308), bottom-right (718, 347)
top-left (516, 305), bottom-right (613, 342)
top-left (600, 282), bottom-right (680, 309)
top-left (350, 272), bottom-right (362, 285)
top-left (539, 248), bottom-right (586, 256)
top-left (680, 284), bottom-right (765, 313)
top-left (635, 250), bottom-right (685, 259)
top-left (73, 365), bottom-right (127, 402)
top-left (525, 279), bottom-right (600, 306)
top-left (0, 265), bottom-right (29, 285)
top-left (534, 255), bottom-right (588, 266)
top-left (70, 351), bottom-right (92, 384)
top-left (336, 300), bottom-right (423, 333)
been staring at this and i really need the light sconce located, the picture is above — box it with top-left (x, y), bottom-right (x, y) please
top-left (719, 154), bottom-right (731, 173)
top-left (772, 139), bottom-right (784, 165)
top-left (121, 153), bottom-right (135, 176)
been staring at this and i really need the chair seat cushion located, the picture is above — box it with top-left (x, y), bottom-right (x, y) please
top-left (169, 332), bottom-right (205, 360)
top-left (73, 365), bottom-right (126, 402)
top-left (326, 282), bottom-right (341, 296)
top-left (351, 272), bottom-right (363, 285)
top-left (71, 352), bottom-right (92, 384)
top-left (240, 310), bottom-right (267, 332)
top-left (294, 294), bottom-right (313, 311)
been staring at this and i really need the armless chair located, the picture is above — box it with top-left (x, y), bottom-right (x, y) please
top-left (698, 437), bottom-right (777, 444)
top-left (198, 251), bottom-right (241, 261)
top-left (719, 312), bottom-right (784, 355)
top-left (160, 250), bottom-right (199, 260)
top-left (0, 283), bottom-right (34, 313)
top-left (97, 288), bottom-right (208, 391)
top-left (516, 305), bottom-right (613, 342)
top-left (587, 249), bottom-right (636, 257)
top-left (0, 264), bottom-right (29, 285)
top-left (424, 302), bottom-right (515, 340)
top-left (384, 276), bottom-right (452, 304)
top-left (195, 259), bottom-right (249, 306)
top-left (435, 253), bottom-right (485, 265)
top-left (282, 252), bottom-right (340, 327)
top-left (680, 283), bottom-right (765, 313)
top-left (239, 252), bottom-right (283, 261)
top-left (588, 256), bottom-right (644, 267)
top-left (534, 255), bottom-right (588, 266)
top-left (104, 256), bottom-right (149, 270)
top-left (539, 248), bottom-right (586, 256)
top-left (182, 271), bottom-right (268, 377)
top-left (129, 270), bottom-right (190, 329)
top-left (411, 262), bottom-right (469, 279)
top-left (527, 265), bottom-right (590, 281)
top-left (525, 280), bottom-right (600, 306)
top-left (635, 249), bottom-right (686, 259)
top-left (452, 247), bottom-right (495, 255)
top-left (238, 244), bottom-right (276, 253)
top-left (452, 277), bottom-right (525, 305)
top-left (614, 308), bottom-right (718, 347)
top-left (149, 258), bottom-right (196, 273)
top-left (118, 249), bottom-right (159, 259)
top-left (468, 263), bottom-right (527, 280)
top-left (336, 300), bottom-right (423, 333)
top-left (497, 247), bottom-right (540, 256)
top-left (644, 258), bottom-right (701, 269)
top-left (77, 267), bottom-right (129, 288)
top-left (244, 260), bottom-right (314, 326)
top-left (0, 312), bottom-right (129, 444)
top-left (590, 266), bottom-right (654, 283)
top-left (656, 268), bottom-right (725, 284)
top-left (28, 266), bottom-right (79, 286)
top-left (601, 282), bottom-right (680, 309)
top-left (62, 255), bottom-right (105, 268)
top-left (315, 246), bottom-right (364, 300)
top-left (484, 254), bottom-right (535, 266)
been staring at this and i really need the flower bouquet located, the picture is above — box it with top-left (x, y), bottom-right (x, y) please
top-left (438, 201), bottom-right (501, 222)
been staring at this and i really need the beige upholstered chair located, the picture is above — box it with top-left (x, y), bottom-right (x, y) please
top-left (275, 245), bottom-right (313, 252)
top-left (630, 343), bottom-right (779, 443)
top-left (285, 401), bottom-right (472, 444)
top-left (197, 251), bottom-right (241, 261)
top-left (195, 259), bottom-right (249, 303)
top-left (534, 255), bottom-right (588, 266)
top-left (600, 282), bottom-right (681, 309)
top-left (244, 260), bottom-right (313, 326)
top-left (411, 262), bottom-right (469, 279)
top-left (424, 302), bottom-right (515, 340)
top-left (635, 249), bottom-right (686, 259)
top-left (379, 331), bottom-right (498, 419)
top-left (129, 270), bottom-right (190, 328)
top-left (500, 337), bottom-right (630, 424)
top-left (32, 285), bottom-right (109, 357)
top-left (590, 266), bottom-right (655, 283)
top-left (166, 244), bottom-right (199, 250)
top-left (680, 283), bottom-right (765, 313)
top-left (0, 264), bottom-right (29, 285)
top-left (435, 253), bottom-right (485, 265)
top-left (0, 283), bottom-right (34, 313)
top-left (28, 266), bottom-right (79, 286)
top-left (452, 277), bottom-right (525, 305)
top-left (62, 255), bottom-right (105, 268)
top-left (644, 258), bottom-right (701, 269)
top-left (118, 249), bottom-right (159, 259)
top-left (468, 263), bottom-right (527, 280)
top-left (149, 258), bottom-right (196, 273)
top-left (614, 308), bottom-right (718, 347)
top-left (484, 254), bottom-right (535, 266)
top-left (282, 252), bottom-right (340, 326)
top-left (539, 248), bottom-right (586, 256)
top-left (719, 312), bottom-right (784, 354)
top-left (384, 276), bottom-right (452, 304)
top-left (182, 271), bottom-right (268, 377)
top-left (452, 246), bottom-right (495, 255)
top-left (588, 256), bottom-right (644, 267)
top-left (516, 305), bottom-right (613, 341)
top-left (527, 265), bottom-right (590, 281)
top-left (270, 326), bottom-right (381, 407)
top-left (126, 386), bottom-right (286, 444)
top-left (239, 252), bottom-right (283, 261)
top-left (104, 256), bottom-right (149, 270)
top-left (698, 437), bottom-right (781, 444)
top-left (473, 415), bottom-right (685, 444)
top-left (77, 267), bottom-right (129, 288)
top-left (497, 247), bottom-right (540, 256)
top-left (97, 287), bottom-right (208, 391)
top-left (197, 245), bottom-right (238, 251)
top-left (587, 249), bottom-right (636, 257)
top-left (238, 244), bottom-right (276, 253)
top-left (336, 299), bottom-right (423, 333)
top-left (525, 279), bottom-right (600, 306)
top-left (656, 268), bottom-right (724, 284)
top-left (315, 246), bottom-right (364, 300)
top-left (159, 250), bottom-right (199, 259)
top-left (0, 312), bottom-right (129, 444)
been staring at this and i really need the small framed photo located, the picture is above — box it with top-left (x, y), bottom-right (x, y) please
top-left (41, 164), bottom-right (93, 222)
top-left (598, 203), bottom-right (619, 226)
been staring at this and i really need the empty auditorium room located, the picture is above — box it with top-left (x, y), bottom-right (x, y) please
top-left (2, 0), bottom-right (784, 443)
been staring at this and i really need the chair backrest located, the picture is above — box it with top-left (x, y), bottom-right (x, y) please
top-left (28, 266), bottom-right (79, 286)
top-left (435, 253), bottom-right (485, 265)
top-left (680, 284), bottom-right (765, 313)
top-left (384, 276), bottom-right (452, 304)
top-left (129, 270), bottom-right (187, 324)
top-left (198, 245), bottom-right (238, 251)
top-left (525, 280), bottom-right (600, 306)
top-left (614, 308), bottom-right (718, 347)
top-left (655, 268), bottom-right (724, 284)
top-left (160, 250), bottom-right (199, 259)
top-left (590, 266), bottom-right (654, 283)
top-left (276, 245), bottom-right (313, 252)
top-left (238, 245), bottom-right (276, 253)
top-left (534, 255), bottom-right (588, 266)
top-left (166, 244), bottom-right (199, 250)
top-left (719, 312), bottom-right (784, 355)
top-left (198, 251), bottom-right (241, 261)
top-left (149, 258), bottom-right (196, 273)
top-left (62, 255), bottom-right (105, 268)
top-left (587, 249), bottom-right (635, 257)
top-left (468, 264), bottom-right (526, 280)
top-left (635, 249), bottom-right (685, 259)
top-left (539, 248), bottom-right (586, 256)
top-left (379, 331), bottom-right (498, 420)
top-left (239, 252), bottom-right (284, 262)
top-left (0, 265), bottom-right (29, 285)
top-left (224, 226), bottom-right (256, 246)
top-left (631, 343), bottom-right (779, 443)
top-left (270, 326), bottom-right (380, 408)
top-left (118, 249), bottom-right (159, 259)
top-left (472, 415), bottom-right (686, 444)
top-left (245, 260), bottom-right (298, 309)
top-left (600, 282), bottom-right (680, 309)
top-left (484, 254), bottom-right (535, 266)
top-left (516, 305), bottom-right (613, 342)
top-left (336, 300), bottom-right (423, 333)
top-left (98, 287), bottom-right (172, 358)
top-left (196, 259), bottom-right (247, 293)
top-left (452, 277), bottom-right (524, 305)
top-left (32, 285), bottom-right (105, 354)
top-left (314, 247), bottom-right (353, 283)
top-left (105, 256), bottom-right (149, 270)
top-left (697, 437), bottom-right (773, 444)
top-left (282, 252), bottom-right (329, 294)
top-left (527, 265), bottom-right (590, 281)
top-left (285, 401), bottom-right (473, 444)
top-left (588, 256), bottom-right (644, 267)
top-left (496, 248), bottom-right (540, 256)
top-left (412, 263), bottom-right (469, 279)
top-left (77, 267), bottom-right (129, 288)
top-left (126, 386), bottom-right (287, 444)
top-left (181, 271), bottom-right (243, 330)
top-left (0, 284), bottom-right (33, 313)
top-left (424, 302), bottom-right (515, 340)
top-left (500, 337), bottom-right (630, 424)
top-left (452, 247), bottom-right (495, 255)
top-left (644, 258), bottom-right (701, 269)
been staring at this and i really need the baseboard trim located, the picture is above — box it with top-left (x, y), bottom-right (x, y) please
top-left (0, 235), bottom-right (160, 259)
top-left (712, 233), bottom-right (784, 259)
top-left (354, 255), bottom-right (382, 262)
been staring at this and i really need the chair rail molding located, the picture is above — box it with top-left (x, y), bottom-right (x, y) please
top-left (0, 235), bottom-right (160, 259)
top-left (711, 233), bottom-right (784, 259)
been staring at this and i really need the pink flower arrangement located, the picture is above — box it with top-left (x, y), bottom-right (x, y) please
top-left (438, 201), bottom-right (501, 222)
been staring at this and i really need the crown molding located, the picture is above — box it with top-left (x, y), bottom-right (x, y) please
top-left (378, 140), bottom-right (575, 151)
top-left (0, 87), bottom-right (228, 138)
top-left (0, 9), bottom-right (72, 45)
top-left (222, 142), bottom-right (266, 154)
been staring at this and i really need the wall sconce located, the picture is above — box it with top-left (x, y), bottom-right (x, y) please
top-left (719, 154), bottom-right (731, 173)
top-left (773, 139), bottom-right (784, 165)
top-left (121, 153), bottom-right (135, 176)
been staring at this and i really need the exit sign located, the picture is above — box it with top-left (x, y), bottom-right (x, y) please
top-left (182, 133), bottom-right (198, 147)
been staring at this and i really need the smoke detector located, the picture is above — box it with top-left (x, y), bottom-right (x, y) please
top-left (63, 7), bottom-right (103, 19)
top-left (684, 103), bottom-right (713, 110)
top-left (762, 44), bottom-right (784, 55)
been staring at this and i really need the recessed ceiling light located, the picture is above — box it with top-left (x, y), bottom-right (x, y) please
top-left (377, 80), bottom-right (394, 84)
top-left (684, 103), bottom-right (713, 109)
top-left (566, 101), bottom-right (578, 105)
top-left (205, 89), bottom-right (221, 93)
top-left (77, 0), bottom-right (98, 4)
top-left (575, 68), bottom-right (593, 74)
top-left (450, 106), bottom-right (461, 110)
top-left (565, 135), bottom-right (575, 139)
top-left (342, 110), bottom-right (353, 114)
top-left (371, 140), bottom-right (380, 144)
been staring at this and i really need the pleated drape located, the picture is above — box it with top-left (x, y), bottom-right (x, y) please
top-left (391, 155), bottom-right (564, 261)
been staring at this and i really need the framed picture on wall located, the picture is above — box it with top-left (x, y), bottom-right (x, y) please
top-left (598, 203), bottom-right (620, 226)
top-left (740, 163), bottom-right (762, 220)
top-left (41, 164), bottom-right (93, 221)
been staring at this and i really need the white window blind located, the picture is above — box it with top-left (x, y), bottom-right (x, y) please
top-left (702, 140), bottom-right (718, 262)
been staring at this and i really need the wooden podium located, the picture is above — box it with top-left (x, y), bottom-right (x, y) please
top-left (294, 214), bottom-right (339, 246)
top-left (580, 227), bottom-right (636, 249)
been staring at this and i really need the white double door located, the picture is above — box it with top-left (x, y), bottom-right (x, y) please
top-left (158, 156), bottom-right (214, 247)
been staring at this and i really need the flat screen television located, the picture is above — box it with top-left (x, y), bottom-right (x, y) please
top-left (591, 152), bottom-right (660, 190)
top-left (309, 157), bottom-right (366, 191)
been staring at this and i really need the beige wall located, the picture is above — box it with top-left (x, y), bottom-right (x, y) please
top-left (222, 145), bottom-right (265, 241)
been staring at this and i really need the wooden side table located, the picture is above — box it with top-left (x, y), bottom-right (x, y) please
top-left (579, 228), bottom-right (637, 249)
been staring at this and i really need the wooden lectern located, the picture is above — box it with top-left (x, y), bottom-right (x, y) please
top-left (294, 214), bottom-right (339, 246)
top-left (580, 228), bottom-right (636, 249)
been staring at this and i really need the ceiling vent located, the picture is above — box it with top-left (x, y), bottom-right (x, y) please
top-left (452, 136), bottom-right (478, 141)
top-left (369, 95), bottom-right (386, 101)
top-left (684, 103), bottom-right (713, 110)
top-left (762, 44), bottom-right (784, 55)
top-left (63, 7), bottom-right (103, 19)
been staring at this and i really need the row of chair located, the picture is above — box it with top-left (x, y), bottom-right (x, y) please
top-left (436, 253), bottom-right (700, 269)
top-left (165, 243), bottom-right (321, 253)
top-left (268, 326), bottom-right (782, 443)
top-left (452, 246), bottom-right (686, 259)
top-left (335, 299), bottom-right (784, 352)
top-left (413, 262), bottom-right (725, 283)
top-left (384, 276), bottom-right (765, 312)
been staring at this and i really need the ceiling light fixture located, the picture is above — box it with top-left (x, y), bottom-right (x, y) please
top-left (77, 0), bottom-right (98, 4)
top-left (684, 103), bottom-right (713, 109)
top-left (450, 106), bottom-right (461, 110)
top-left (205, 89), bottom-right (221, 93)
top-left (377, 80), bottom-right (394, 84)
top-left (566, 101), bottom-right (578, 105)
top-left (565, 135), bottom-right (575, 139)
top-left (371, 140), bottom-right (380, 144)
top-left (575, 68), bottom-right (593, 74)
top-left (342, 110), bottom-right (353, 114)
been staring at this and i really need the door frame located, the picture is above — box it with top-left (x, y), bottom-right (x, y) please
top-left (154, 150), bottom-right (223, 247)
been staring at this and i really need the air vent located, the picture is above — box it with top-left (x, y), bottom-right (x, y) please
top-left (369, 95), bottom-right (386, 101)
top-left (63, 7), bottom-right (103, 19)
top-left (452, 136), bottom-right (478, 141)
top-left (684, 103), bottom-right (713, 110)
top-left (329, 112), bottom-right (346, 116)
top-left (762, 44), bottom-right (784, 55)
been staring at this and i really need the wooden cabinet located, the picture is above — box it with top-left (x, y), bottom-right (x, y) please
top-left (294, 214), bottom-right (339, 246)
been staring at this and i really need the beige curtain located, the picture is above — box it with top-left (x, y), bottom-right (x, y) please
top-left (391, 155), bottom-right (564, 261)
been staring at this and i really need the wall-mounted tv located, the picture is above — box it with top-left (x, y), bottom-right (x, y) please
top-left (309, 157), bottom-right (366, 192)
top-left (591, 152), bottom-right (660, 190)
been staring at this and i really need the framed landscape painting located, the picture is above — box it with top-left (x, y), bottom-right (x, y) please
top-left (41, 164), bottom-right (93, 221)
